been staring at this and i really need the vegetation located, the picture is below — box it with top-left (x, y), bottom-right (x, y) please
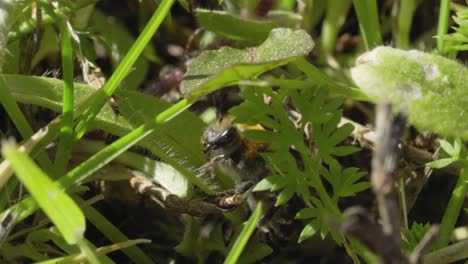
top-left (0, 0), bottom-right (467, 263)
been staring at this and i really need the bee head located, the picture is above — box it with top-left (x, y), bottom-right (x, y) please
top-left (202, 119), bottom-right (242, 156)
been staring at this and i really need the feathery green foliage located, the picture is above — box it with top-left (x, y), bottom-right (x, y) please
top-left (232, 84), bottom-right (368, 243)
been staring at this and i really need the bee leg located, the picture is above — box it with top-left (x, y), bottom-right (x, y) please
top-left (130, 175), bottom-right (220, 216)
top-left (256, 204), bottom-right (292, 247)
top-left (235, 180), bottom-right (257, 194)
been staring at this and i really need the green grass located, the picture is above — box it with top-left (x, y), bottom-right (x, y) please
top-left (1, 0), bottom-right (468, 263)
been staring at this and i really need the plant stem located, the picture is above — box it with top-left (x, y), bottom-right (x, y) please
top-left (0, 78), bottom-right (53, 171)
top-left (74, 0), bottom-right (175, 141)
top-left (60, 98), bottom-right (194, 190)
top-left (54, 21), bottom-right (75, 175)
top-left (396, 0), bottom-right (418, 48)
top-left (437, 0), bottom-right (452, 54)
top-left (434, 166), bottom-right (468, 249)
top-left (352, 0), bottom-right (382, 50)
top-left (7, 0), bottom-right (99, 43)
top-left (321, 0), bottom-right (352, 53)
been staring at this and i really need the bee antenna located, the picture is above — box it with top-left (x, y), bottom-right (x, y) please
top-left (211, 89), bottom-right (228, 119)
top-left (216, 109), bottom-right (224, 120)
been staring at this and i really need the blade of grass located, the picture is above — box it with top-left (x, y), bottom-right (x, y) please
top-left (0, 97), bottom-right (195, 225)
top-left (437, 0), bottom-right (452, 54)
top-left (0, 127), bottom-right (48, 190)
top-left (294, 57), bottom-right (369, 101)
top-left (352, 0), bottom-right (382, 50)
top-left (1, 140), bottom-right (85, 245)
top-left (77, 239), bottom-right (100, 264)
top-left (76, 196), bottom-right (154, 264)
top-left (321, 0), bottom-right (352, 53)
top-left (396, 0), bottom-right (419, 48)
top-left (224, 203), bottom-right (263, 264)
top-left (37, 239), bottom-right (151, 264)
top-left (74, 0), bottom-right (175, 141)
top-left (0, 77), bottom-right (53, 172)
top-left (434, 165), bottom-right (468, 249)
top-left (53, 20), bottom-right (75, 175)
top-left (60, 98), bottom-right (195, 190)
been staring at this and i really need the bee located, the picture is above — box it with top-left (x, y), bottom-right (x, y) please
top-left (201, 115), bottom-right (269, 186)
top-left (201, 115), bottom-right (302, 244)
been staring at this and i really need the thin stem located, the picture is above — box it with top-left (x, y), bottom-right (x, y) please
top-left (0, 78), bottom-right (53, 171)
top-left (352, 0), bottom-right (382, 50)
top-left (54, 21), bottom-right (75, 175)
top-left (396, 0), bottom-right (418, 48)
top-left (437, 0), bottom-right (452, 54)
top-left (434, 166), bottom-right (468, 249)
top-left (321, 0), bottom-right (352, 53)
top-left (74, 0), bottom-right (175, 141)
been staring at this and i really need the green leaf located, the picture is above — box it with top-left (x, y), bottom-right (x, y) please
top-left (439, 139), bottom-right (457, 157)
top-left (298, 219), bottom-right (320, 243)
top-left (341, 182), bottom-right (371, 197)
top-left (253, 175), bottom-right (280, 192)
top-left (180, 28), bottom-right (314, 98)
top-left (1, 74), bottom-right (212, 195)
top-left (331, 146), bottom-right (360, 156)
top-left (401, 222), bottom-right (431, 252)
top-left (295, 207), bottom-right (318, 219)
top-left (427, 158), bottom-right (456, 169)
top-left (196, 9), bottom-right (276, 42)
top-left (1, 141), bottom-right (85, 245)
top-left (351, 46), bottom-right (468, 139)
top-left (275, 185), bottom-right (295, 206)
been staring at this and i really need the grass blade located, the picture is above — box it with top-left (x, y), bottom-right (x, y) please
top-left (224, 203), bottom-right (262, 264)
top-left (437, 0), bottom-right (452, 54)
top-left (74, 0), bottom-right (175, 140)
top-left (1, 140), bottom-right (85, 245)
top-left (352, 0), bottom-right (382, 49)
top-left (53, 20), bottom-right (76, 175)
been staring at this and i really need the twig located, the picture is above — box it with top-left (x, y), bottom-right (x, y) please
top-left (422, 238), bottom-right (468, 264)
top-left (371, 103), bottom-right (407, 264)
top-left (338, 103), bottom-right (409, 263)
top-left (409, 225), bottom-right (440, 264)
top-left (340, 117), bottom-right (460, 176)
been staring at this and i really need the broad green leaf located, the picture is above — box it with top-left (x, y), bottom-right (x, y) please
top-left (196, 9), bottom-right (276, 42)
top-left (1, 74), bottom-right (212, 195)
top-left (351, 46), bottom-right (468, 139)
top-left (266, 10), bottom-right (302, 28)
top-left (1, 141), bottom-right (85, 245)
top-left (180, 28), bottom-right (314, 98)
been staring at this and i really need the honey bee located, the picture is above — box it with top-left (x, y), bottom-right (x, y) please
top-left (201, 115), bottom-right (301, 243)
top-left (201, 115), bottom-right (269, 186)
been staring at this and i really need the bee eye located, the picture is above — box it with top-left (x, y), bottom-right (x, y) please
top-left (214, 127), bottom-right (237, 147)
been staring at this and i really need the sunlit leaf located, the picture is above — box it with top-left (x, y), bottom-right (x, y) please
top-left (180, 28), bottom-right (314, 98)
